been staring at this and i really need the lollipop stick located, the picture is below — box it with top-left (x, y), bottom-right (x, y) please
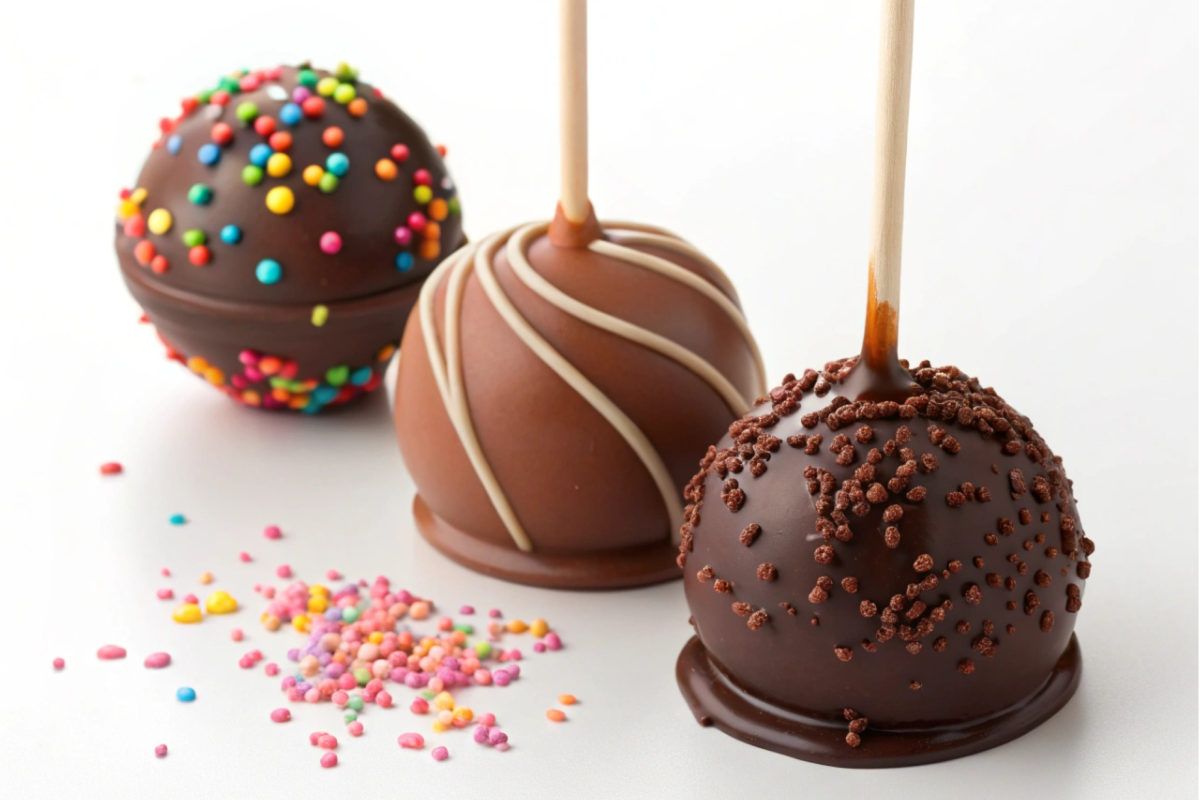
top-left (559, 0), bottom-right (589, 224)
top-left (862, 0), bottom-right (914, 369)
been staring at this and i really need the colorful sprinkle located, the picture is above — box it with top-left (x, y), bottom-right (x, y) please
top-left (154, 744), bottom-right (168, 758)
top-left (270, 708), bottom-right (291, 723)
top-left (144, 652), bottom-right (172, 669)
top-left (322, 127), bottom-right (344, 147)
top-left (546, 709), bottom-right (566, 722)
top-left (319, 752), bottom-right (338, 768)
top-left (280, 103), bottom-right (302, 125)
top-left (391, 144), bottom-right (410, 162)
top-left (318, 173), bottom-right (339, 193)
top-left (266, 153), bottom-right (292, 178)
top-left (398, 733), bottom-right (424, 750)
top-left (176, 687), bottom-right (196, 702)
top-left (268, 131), bottom-right (292, 152)
top-left (173, 603), bottom-right (202, 624)
top-left (256, 259), bottom-right (282, 284)
top-left (325, 153), bottom-right (349, 177)
top-left (167, 135), bottom-right (182, 155)
top-left (249, 143), bottom-right (272, 167)
top-left (265, 186), bottom-right (294, 214)
top-left (205, 590), bottom-right (238, 614)
top-left (187, 184), bottom-right (213, 205)
top-left (197, 143), bottom-right (221, 165)
top-left (396, 252), bottom-right (414, 272)
top-left (303, 165), bottom-right (324, 186)
top-left (431, 746), bottom-right (449, 762)
top-left (147, 208), bottom-right (173, 235)
top-left (169, 514), bottom-right (187, 525)
top-left (52, 657), bottom-right (65, 670)
top-left (375, 159), bottom-right (397, 181)
top-left (235, 102), bottom-right (258, 124)
top-left (100, 462), bottom-right (123, 476)
top-left (319, 232), bottom-right (342, 254)
top-left (263, 525), bottom-right (282, 540)
top-left (220, 224), bottom-right (242, 244)
top-left (242, 165), bottom-right (264, 186)
top-left (311, 305), bottom-right (329, 327)
top-left (182, 229), bottom-right (207, 247)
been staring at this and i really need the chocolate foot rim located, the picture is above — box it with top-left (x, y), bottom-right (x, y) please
top-left (676, 633), bottom-right (1082, 768)
top-left (413, 496), bottom-right (681, 590)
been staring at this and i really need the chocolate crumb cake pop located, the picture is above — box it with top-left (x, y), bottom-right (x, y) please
top-left (676, 2), bottom-right (1090, 766)
top-left (115, 63), bottom-right (463, 412)
top-left (393, 0), bottom-right (766, 588)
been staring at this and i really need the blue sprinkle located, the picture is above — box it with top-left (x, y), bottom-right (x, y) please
top-left (325, 152), bottom-right (349, 177)
top-left (220, 224), bottom-right (242, 244)
top-left (166, 134), bottom-right (182, 155)
top-left (256, 259), bottom-right (282, 284)
top-left (349, 367), bottom-right (372, 386)
top-left (302, 403), bottom-right (324, 415)
top-left (280, 103), bottom-right (302, 125)
top-left (313, 385), bottom-right (338, 404)
top-left (197, 143), bottom-right (221, 166)
top-left (176, 687), bottom-right (196, 703)
top-left (249, 143), bottom-right (273, 167)
top-left (169, 514), bottom-right (187, 526)
top-left (395, 252), bottom-right (414, 272)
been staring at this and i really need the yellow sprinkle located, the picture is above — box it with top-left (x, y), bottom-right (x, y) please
top-left (205, 590), bottom-right (238, 615)
top-left (130, 188), bottom-right (148, 205)
top-left (292, 614), bottom-right (310, 632)
top-left (172, 603), bottom-right (202, 624)
top-left (266, 152), bottom-right (292, 178)
top-left (506, 620), bottom-right (528, 634)
top-left (117, 199), bottom-right (139, 221)
top-left (146, 208), bottom-right (172, 235)
top-left (307, 596), bottom-right (328, 614)
top-left (452, 707), bottom-right (474, 722)
top-left (530, 619), bottom-right (549, 638)
top-left (204, 367), bottom-right (225, 386)
top-left (186, 356), bottom-right (208, 374)
top-left (433, 692), bottom-right (455, 711)
top-left (431, 720), bottom-right (449, 733)
top-left (311, 305), bottom-right (329, 327)
top-left (310, 585), bottom-right (330, 597)
top-left (265, 186), bottom-right (294, 215)
top-left (368, 631), bottom-right (383, 645)
top-left (316, 76), bottom-right (339, 97)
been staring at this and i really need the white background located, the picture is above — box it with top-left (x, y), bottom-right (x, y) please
top-left (0, 2), bottom-right (1195, 798)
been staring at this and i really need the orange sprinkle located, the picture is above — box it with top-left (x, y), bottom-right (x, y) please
top-left (348, 97), bottom-right (368, 117)
top-left (546, 709), bottom-right (566, 722)
top-left (558, 694), bottom-right (576, 706)
top-left (375, 158), bottom-right (397, 181)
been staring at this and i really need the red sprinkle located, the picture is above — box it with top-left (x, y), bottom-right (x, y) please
top-left (99, 462), bottom-right (123, 476)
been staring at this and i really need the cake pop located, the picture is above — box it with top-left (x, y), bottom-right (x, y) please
top-left (676, 1), bottom-right (1091, 767)
top-left (393, 0), bottom-right (766, 588)
top-left (115, 63), bottom-right (463, 412)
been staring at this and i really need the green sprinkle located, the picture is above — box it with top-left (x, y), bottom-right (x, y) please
top-left (473, 641), bottom-right (492, 659)
top-left (298, 69), bottom-right (318, 88)
top-left (242, 165), bottom-right (264, 186)
top-left (311, 305), bottom-right (329, 327)
top-left (453, 624), bottom-right (474, 635)
top-left (218, 76), bottom-right (240, 94)
top-left (318, 172), bottom-right (339, 194)
top-left (421, 690), bottom-right (436, 700)
top-left (197, 89), bottom-right (214, 104)
top-left (235, 102), bottom-right (258, 124)
top-left (347, 695), bottom-right (364, 712)
top-left (187, 184), bottom-right (213, 205)
top-left (333, 83), bottom-right (356, 104)
top-left (448, 197), bottom-right (461, 215)
top-left (325, 365), bottom-right (349, 386)
top-left (343, 712), bottom-right (357, 724)
top-left (182, 229), bottom-right (207, 248)
top-left (342, 607), bottom-right (360, 623)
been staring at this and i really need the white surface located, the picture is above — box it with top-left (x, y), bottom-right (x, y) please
top-left (0, 2), bottom-right (1196, 798)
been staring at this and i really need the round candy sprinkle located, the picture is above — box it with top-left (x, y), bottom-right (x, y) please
top-left (318, 734), bottom-right (337, 750)
top-left (302, 97), bottom-right (325, 118)
top-left (348, 721), bottom-right (364, 736)
top-left (398, 733), bottom-right (424, 750)
top-left (546, 709), bottom-right (566, 722)
top-left (266, 153), bottom-right (292, 178)
top-left (431, 746), bottom-right (448, 762)
top-left (268, 131), bottom-right (292, 152)
top-left (52, 657), bottom-right (65, 670)
top-left (298, 69), bottom-right (318, 88)
top-left (270, 708), bottom-right (291, 723)
top-left (256, 259), bottom-right (282, 284)
top-left (558, 693), bottom-right (576, 705)
top-left (173, 603), bottom-right (202, 624)
top-left (182, 229), bottom-right (206, 247)
top-left (322, 127), bottom-right (344, 147)
top-left (235, 102), bottom-right (258, 124)
top-left (154, 744), bottom-right (168, 758)
top-left (319, 752), bottom-right (337, 768)
top-left (150, 255), bottom-right (170, 274)
top-left (205, 590), bottom-right (238, 614)
top-left (176, 687), bottom-right (196, 702)
top-left (429, 198), bottom-right (449, 221)
top-left (197, 143), bottom-right (221, 165)
top-left (396, 252), bottom-right (414, 272)
top-left (167, 135), bottom-right (182, 155)
top-left (187, 184), bottom-right (213, 205)
top-left (413, 185), bottom-right (433, 205)
top-left (413, 169), bottom-right (432, 186)
top-left (147, 209), bottom-right (173, 235)
top-left (254, 116), bottom-right (275, 136)
top-left (311, 305), bottom-right (329, 327)
top-left (249, 143), bottom-right (272, 167)
top-left (220, 224), bottom-right (242, 244)
top-left (189, 246), bottom-right (211, 266)
top-left (242, 165), bottom-right (264, 186)
top-left (99, 462), bottom-right (123, 476)
top-left (333, 83), bottom-right (356, 104)
top-left (319, 232), bottom-right (342, 254)
top-left (144, 652), bottom-right (171, 669)
top-left (391, 144), bottom-right (410, 162)
top-left (263, 525), bottom-right (282, 540)
top-left (393, 227), bottom-right (413, 246)
top-left (375, 159), bottom-right (397, 181)
top-left (211, 122), bottom-right (234, 145)
top-left (318, 173), bottom-right (339, 193)
top-left (303, 165), bottom-right (324, 186)
top-left (156, 588), bottom-right (174, 600)
top-left (316, 77), bottom-right (338, 97)
top-left (348, 97), bottom-right (368, 117)
top-left (169, 514), bottom-right (186, 525)
top-left (265, 187), bottom-right (294, 214)
top-left (277, 564), bottom-right (293, 578)
top-left (280, 103), bottom-right (302, 125)
top-left (325, 153), bottom-right (349, 177)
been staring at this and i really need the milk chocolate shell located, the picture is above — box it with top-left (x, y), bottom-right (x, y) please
top-left (677, 357), bottom-right (1092, 766)
top-left (115, 63), bottom-right (463, 412)
top-left (394, 209), bottom-right (766, 588)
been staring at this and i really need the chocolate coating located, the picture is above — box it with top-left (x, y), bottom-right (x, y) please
top-left (114, 64), bottom-right (463, 411)
top-left (677, 356), bottom-right (1092, 765)
top-left (394, 214), bottom-right (764, 588)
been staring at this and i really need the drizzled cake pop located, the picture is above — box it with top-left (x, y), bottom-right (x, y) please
top-left (115, 63), bottom-right (463, 412)
top-left (676, 2), bottom-right (1091, 766)
top-left (393, 0), bottom-right (766, 588)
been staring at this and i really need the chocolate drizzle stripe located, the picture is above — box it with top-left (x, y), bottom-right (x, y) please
top-left (418, 220), bottom-right (757, 553)
top-left (507, 223), bottom-right (755, 413)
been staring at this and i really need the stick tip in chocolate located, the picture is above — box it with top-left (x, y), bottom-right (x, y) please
top-left (114, 63), bottom-right (463, 412)
top-left (676, 357), bottom-right (1092, 766)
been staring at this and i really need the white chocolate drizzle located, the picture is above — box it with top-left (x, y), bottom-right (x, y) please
top-left (416, 221), bottom-right (766, 552)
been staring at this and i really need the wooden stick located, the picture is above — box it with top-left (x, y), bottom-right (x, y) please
top-left (559, 0), bottom-right (589, 224)
top-left (862, 0), bottom-right (914, 369)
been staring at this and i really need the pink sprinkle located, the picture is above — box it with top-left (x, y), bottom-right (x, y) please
top-left (154, 744), bottom-right (168, 758)
top-left (52, 657), bottom-right (65, 670)
top-left (305, 688), bottom-right (321, 703)
top-left (398, 732), bottom-right (424, 750)
top-left (309, 731), bottom-right (325, 746)
top-left (409, 698), bottom-right (429, 714)
top-left (97, 645), bottom-right (127, 660)
top-left (239, 552), bottom-right (252, 562)
top-left (493, 670), bottom-right (511, 687)
top-left (488, 608), bottom-right (501, 618)
top-left (265, 663), bottom-right (279, 676)
top-left (431, 746), bottom-right (448, 761)
top-left (495, 742), bottom-right (510, 753)
top-left (270, 708), bottom-right (291, 723)
top-left (332, 690), bottom-right (349, 707)
top-left (319, 231), bottom-right (342, 254)
top-left (263, 525), bottom-right (282, 540)
top-left (478, 713), bottom-right (496, 727)
top-left (156, 588), bottom-right (174, 600)
top-left (347, 721), bottom-right (364, 736)
top-left (376, 691), bottom-right (393, 708)
top-left (276, 564), bottom-right (292, 578)
top-left (318, 734), bottom-right (338, 750)
top-left (319, 752), bottom-right (338, 768)
top-left (459, 605), bottom-right (475, 615)
top-left (488, 729), bottom-right (508, 746)
top-left (183, 593), bottom-right (198, 605)
top-left (231, 629), bottom-right (244, 642)
top-left (326, 569), bottom-right (341, 580)
top-left (545, 632), bottom-right (563, 651)
top-left (161, 568), bottom-right (171, 577)
top-left (143, 652), bottom-right (171, 669)
top-left (533, 642), bottom-right (546, 653)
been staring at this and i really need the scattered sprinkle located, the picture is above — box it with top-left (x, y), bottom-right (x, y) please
top-left (97, 645), bottom-right (127, 660)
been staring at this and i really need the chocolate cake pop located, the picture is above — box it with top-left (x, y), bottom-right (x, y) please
top-left (393, 0), bottom-right (766, 588)
top-left (115, 63), bottom-right (463, 412)
top-left (676, 2), bottom-right (1090, 766)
